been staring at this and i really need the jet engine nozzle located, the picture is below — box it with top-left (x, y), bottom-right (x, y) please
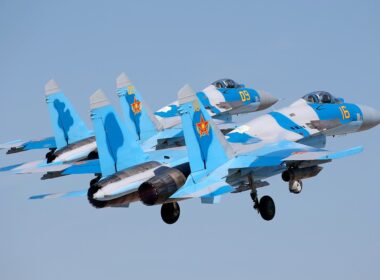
top-left (138, 163), bottom-right (190, 206)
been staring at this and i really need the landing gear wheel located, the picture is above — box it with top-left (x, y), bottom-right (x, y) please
top-left (45, 149), bottom-right (57, 163)
top-left (289, 180), bottom-right (303, 194)
top-left (161, 202), bottom-right (180, 224)
top-left (90, 176), bottom-right (101, 187)
top-left (87, 151), bottom-right (99, 160)
top-left (259, 195), bottom-right (276, 221)
top-left (87, 183), bottom-right (106, 209)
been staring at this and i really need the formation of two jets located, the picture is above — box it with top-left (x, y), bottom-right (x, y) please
top-left (1, 74), bottom-right (379, 224)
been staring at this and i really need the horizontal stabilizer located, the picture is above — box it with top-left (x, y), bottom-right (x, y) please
top-left (30, 190), bottom-right (87, 200)
top-left (0, 160), bottom-right (45, 174)
top-left (14, 159), bottom-right (101, 178)
top-left (0, 140), bottom-right (23, 150)
top-left (0, 137), bottom-right (56, 153)
top-left (0, 163), bottom-right (24, 172)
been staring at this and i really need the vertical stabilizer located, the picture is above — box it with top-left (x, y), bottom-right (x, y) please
top-left (116, 73), bottom-right (162, 141)
top-left (178, 84), bottom-right (234, 174)
top-left (90, 89), bottom-right (146, 177)
top-left (45, 80), bottom-right (91, 149)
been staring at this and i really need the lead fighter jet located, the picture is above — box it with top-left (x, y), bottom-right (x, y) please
top-left (30, 86), bottom-right (380, 224)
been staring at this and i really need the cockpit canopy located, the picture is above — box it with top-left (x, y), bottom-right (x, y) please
top-left (302, 91), bottom-right (342, 104)
top-left (212, 79), bottom-right (244, 89)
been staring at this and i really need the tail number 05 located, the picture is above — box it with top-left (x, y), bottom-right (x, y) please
top-left (339, 106), bottom-right (351, 120)
top-left (239, 90), bottom-right (251, 102)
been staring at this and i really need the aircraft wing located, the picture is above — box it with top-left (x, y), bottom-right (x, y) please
top-left (170, 173), bottom-right (235, 204)
top-left (282, 146), bottom-right (363, 167)
top-left (228, 140), bottom-right (363, 169)
top-left (170, 141), bottom-right (363, 201)
top-left (0, 137), bottom-right (56, 154)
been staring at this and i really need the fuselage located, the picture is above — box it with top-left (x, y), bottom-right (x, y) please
top-left (227, 98), bottom-right (372, 148)
top-left (92, 94), bottom-right (380, 207)
top-left (52, 137), bottom-right (97, 163)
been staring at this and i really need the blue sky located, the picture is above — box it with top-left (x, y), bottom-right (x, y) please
top-left (0, 0), bottom-right (379, 279)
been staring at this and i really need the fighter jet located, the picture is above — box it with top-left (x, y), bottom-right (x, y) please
top-left (0, 75), bottom-right (278, 176)
top-left (30, 87), bottom-right (380, 224)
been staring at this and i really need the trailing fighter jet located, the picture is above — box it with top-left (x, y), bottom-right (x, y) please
top-left (30, 87), bottom-right (380, 224)
top-left (0, 75), bottom-right (278, 176)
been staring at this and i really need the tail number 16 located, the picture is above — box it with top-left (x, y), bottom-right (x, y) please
top-left (339, 106), bottom-right (351, 120)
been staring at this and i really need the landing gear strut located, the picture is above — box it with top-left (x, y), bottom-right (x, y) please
top-left (250, 190), bottom-right (276, 221)
top-left (45, 148), bottom-right (57, 163)
top-left (161, 202), bottom-right (180, 224)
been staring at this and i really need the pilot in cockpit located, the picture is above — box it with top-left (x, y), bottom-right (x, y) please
top-left (303, 91), bottom-right (340, 104)
top-left (212, 79), bottom-right (244, 89)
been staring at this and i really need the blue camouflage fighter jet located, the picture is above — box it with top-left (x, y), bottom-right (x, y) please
top-left (30, 86), bottom-right (380, 224)
top-left (0, 75), bottom-right (277, 176)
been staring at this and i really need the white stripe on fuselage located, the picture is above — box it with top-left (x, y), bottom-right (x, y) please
top-left (96, 165), bottom-right (165, 201)
top-left (203, 85), bottom-right (227, 114)
top-left (232, 99), bottom-right (321, 143)
top-left (53, 141), bottom-right (97, 163)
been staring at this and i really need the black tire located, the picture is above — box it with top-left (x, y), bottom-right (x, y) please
top-left (45, 149), bottom-right (57, 163)
top-left (90, 176), bottom-right (100, 187)
top-left (87, 184), bottom-right (106, 209)
top-left (161, 202), bottom-right (180, 224)
top-left (259, 195), bottom-right (276, 221)
top-left (87, 151), bottom-right (99, 160)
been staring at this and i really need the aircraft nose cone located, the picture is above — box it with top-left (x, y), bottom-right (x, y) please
top-left (257, 90), bottom-right (279, 110)
top-left (358, 105), bottom-right (380, 131)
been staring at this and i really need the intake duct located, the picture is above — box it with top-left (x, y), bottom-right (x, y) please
top-left (138, 162), bottom-right (191, 206)
top-left (282, 166), bottom-right (323, 182)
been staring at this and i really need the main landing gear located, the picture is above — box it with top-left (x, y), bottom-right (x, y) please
top-left (250, 190), bottom-right (276, 221)
top-left (289, 180), bottom-right (303, 194)
top-left (45, 148), bottom-right (57, 163)
top-left (87, 176), bottom-right (106, 209)
top-left (161, 202), bottom-right (180, 224)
